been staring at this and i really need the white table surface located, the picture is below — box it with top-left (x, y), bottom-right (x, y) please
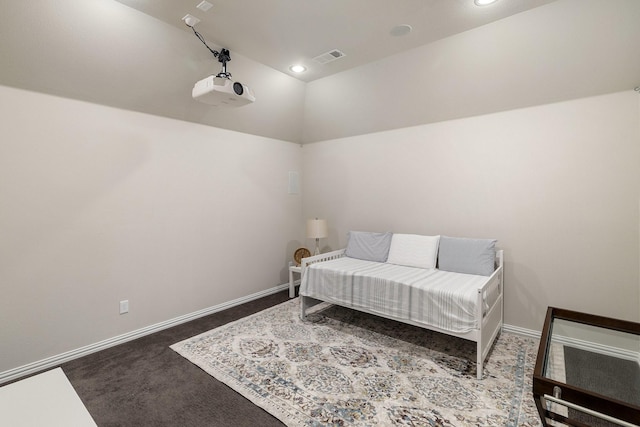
top-left (0, 367), bottom-right (97, 427)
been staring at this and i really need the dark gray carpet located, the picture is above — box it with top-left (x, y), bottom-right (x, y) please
top-left (564, 345), bottom-right (640, 427)
top-left (59, 291), bottom-right (290, 427)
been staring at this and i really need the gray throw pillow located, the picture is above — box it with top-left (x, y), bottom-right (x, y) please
top-left (345, 231), bottom-right (393, 262)
top-left (438, 236), bottom-right (497, 276)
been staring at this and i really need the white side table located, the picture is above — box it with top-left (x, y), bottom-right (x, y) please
top-left (288, 264), bottom-right (302, 298)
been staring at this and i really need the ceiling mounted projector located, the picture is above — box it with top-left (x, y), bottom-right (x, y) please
top-left (192, 76), bottom-right (255, 106)
top-left (184, 19), bottom-right (255, 107)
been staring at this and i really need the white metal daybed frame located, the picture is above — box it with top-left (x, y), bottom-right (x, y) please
top-left (300, 249), bottom-right (504, 380)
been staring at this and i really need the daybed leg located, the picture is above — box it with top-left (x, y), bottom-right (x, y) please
top-left (300, 296), bottom-right (323, 321)
top-left (477, 342), bottom-right (483, 380)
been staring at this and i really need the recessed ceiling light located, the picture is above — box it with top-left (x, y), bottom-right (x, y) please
top-left (390, 24), bottom-right (412, 37)
top-left (289, 65), bottom-right (306, 73)
top-left (474, 0), bottom-right (498, 5)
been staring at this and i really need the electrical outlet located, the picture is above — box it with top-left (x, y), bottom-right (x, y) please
top-left (119, 300), bottom-right (129, 314)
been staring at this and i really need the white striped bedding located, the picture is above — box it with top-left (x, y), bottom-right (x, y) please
top-left (299, 256), bottom-right (491, 333)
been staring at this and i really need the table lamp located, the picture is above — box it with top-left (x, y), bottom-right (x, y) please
top-left (306, 218), bottom-right (328, 255)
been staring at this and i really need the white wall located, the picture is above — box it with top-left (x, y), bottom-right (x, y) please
top-left (302, 91), bottom-right (640, 331)
top-left (0, 85), bottom-right (303, 373)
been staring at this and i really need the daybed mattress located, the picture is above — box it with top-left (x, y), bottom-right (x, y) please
top-left (300, 256), bottom-right (490, 333)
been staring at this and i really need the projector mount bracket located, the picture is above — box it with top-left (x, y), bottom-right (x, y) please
top-left (185, 18), bottom-right (232, 79)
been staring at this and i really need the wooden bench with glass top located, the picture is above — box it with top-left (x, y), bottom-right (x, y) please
top-left (533, 307), bottom-right (640, 427)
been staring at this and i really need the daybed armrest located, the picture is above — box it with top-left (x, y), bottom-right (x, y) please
top-left (476, 250), bottom-right (504, 307)
top-left (475, 249), bottom-right (504, 330)
top-left (300, 248), bottom-right (346, 275)
top-left (474, 249), bottom-right (504, 379)
top-left (300, 249), bottom-right (347, 319)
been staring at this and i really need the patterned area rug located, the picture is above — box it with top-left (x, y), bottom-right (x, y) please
top-left (171, 299), bottom-right (542, 426)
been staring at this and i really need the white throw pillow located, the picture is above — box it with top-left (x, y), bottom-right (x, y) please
top-left (386, 234), bottom-right (440, 269)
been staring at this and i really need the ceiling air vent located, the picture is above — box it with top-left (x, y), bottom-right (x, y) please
top-left (313, 49), bottom-right (346, 65)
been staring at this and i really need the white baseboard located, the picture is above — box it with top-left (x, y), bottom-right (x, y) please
top-left (502, 323), bottom-right (640, 364)
top-left (0, 283), bottom-right (289, 385)
top-left (546, 332), bottom-right (640, 363)
top-left (502, 323), bottom-right (541, 340)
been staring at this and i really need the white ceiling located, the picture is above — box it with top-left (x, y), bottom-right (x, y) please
top-left (114, 0), bottom-right (558, 82)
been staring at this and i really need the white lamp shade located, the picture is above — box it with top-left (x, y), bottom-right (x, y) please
top-left (306, 219), bottom-right (328, 239)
